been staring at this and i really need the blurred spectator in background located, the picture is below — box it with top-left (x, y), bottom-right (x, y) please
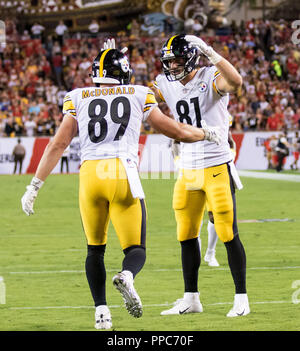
top-left (193, 19), bottom-right (203, 36)
top-left (52, 52), bottom-right (64, 87)
top-left (264, 134), bottom-right (277, 169)
top-left (12, 138), bottom-right (26, 174)
top-left (21, 30), bottom-right (31, 41)
top-left (128, 19), bottom-right (140, 38)
top-left (4, 116), bottom-right (16, 137)
top-left (31, 23), bottom-right (45, 41)
top-left (89, 20), bottom-right (100, 38)
top-left (24, 114), bottom-right (37, 137)
top-left (0, 17), bottom-right (299, 138)
top-left (275, 135), bottom-right (289, 172)
top-left (184, 18), bottom-right (195, 34)
top-left (55, 20), bottom-right (68, 46)
top-left (291, 131), bottom-right (300, 170)
top-left (163, 17), bottom-right (174, 35)
top-left (60, 145), bottom-right (70, 173)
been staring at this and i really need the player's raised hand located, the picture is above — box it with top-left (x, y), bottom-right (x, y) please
top-left (103, 38), bottom-right (116, 50)
top-left (201, 120), bottom-right (222, 145)
top-left (102, 38), bottom-right (128, 53)
top-left (185, 35), bottom-right (209, 53)
top-left (185, 35), bottom-right (222, 65)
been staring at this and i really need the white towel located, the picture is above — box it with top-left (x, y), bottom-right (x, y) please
top-left (229, 161), bottom-right (243, 190)
top-left (120, 157), bottom-right (145, 199)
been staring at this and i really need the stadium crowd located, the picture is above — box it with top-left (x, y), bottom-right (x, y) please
top-left (1, 17), bottom-right (300, 138)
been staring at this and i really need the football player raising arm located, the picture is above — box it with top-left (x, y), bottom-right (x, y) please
top-left (184, 35), bottom-right (243, 94)
top-left (153, 34), bottom-right (249, 318)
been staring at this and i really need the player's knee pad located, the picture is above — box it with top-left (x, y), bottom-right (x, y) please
top-left (172, 181), bottom-right (188, 210)
top-left (212, 187), bottom-right (234, 214)
top-left (213, 210), bottom-right (235, 243)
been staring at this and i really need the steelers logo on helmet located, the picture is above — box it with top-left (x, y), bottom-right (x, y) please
top-left (160, 34), bottom-right (199, 82)
top-left (120, 57), bottom-right (130, 73)
top-left (92, 49), bottom-right (132, 85)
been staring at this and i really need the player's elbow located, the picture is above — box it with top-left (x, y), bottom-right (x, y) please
top-left (237, 73), bottom-right (243, 87)
top-left (47, 139), bottom-right (69, 153)
top-left (232, 73), bottom-right (243, 91)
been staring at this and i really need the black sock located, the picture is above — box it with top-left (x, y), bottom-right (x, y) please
top-left (122, 246), bottom-right (146, 278)
top-left (180, 238), bottom-right (201, 292)
top-left (85, 244), bottom-right (106, 307)
top-left (224, 235), bottom-right (247, 294)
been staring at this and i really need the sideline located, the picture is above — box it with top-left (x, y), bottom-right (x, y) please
top-left (239, 170), bottom-right (300, 182)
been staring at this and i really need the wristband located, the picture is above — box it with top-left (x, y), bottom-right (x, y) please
top-left (30, 177), bottom-right (44, 191)
top-left (206, 47), bottom-right (222, 65)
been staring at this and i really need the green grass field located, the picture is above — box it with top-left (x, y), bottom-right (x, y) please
top-left (0, 173), bottom-right (300, 331)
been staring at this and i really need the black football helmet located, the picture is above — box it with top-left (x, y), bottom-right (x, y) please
top-left (92, 49), bottom-right (132, 85)
top-left (160, 34), bottom-right (199, 82)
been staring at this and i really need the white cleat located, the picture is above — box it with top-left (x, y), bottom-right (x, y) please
top-left (95, 305), bottom-right (112, 330)
top-left (112, 271), bottom-right (143, 318)
top-left (161, 294), bottom-right (203, 315)
top-left (204, 250), bottom-right (220, 267)
top-left (227, 294), bottom-right (250, 317)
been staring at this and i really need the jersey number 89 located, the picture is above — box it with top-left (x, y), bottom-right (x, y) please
top-left (88, 97), bottom-right (130, 143)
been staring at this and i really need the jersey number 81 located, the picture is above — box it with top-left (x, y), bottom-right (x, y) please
top-left (176, 97), bottom-right (202, 128)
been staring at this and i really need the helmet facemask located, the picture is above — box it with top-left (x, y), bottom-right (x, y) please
top-left (161, 54), bottom-right (197, 82)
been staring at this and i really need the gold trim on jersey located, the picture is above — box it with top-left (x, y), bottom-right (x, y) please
top-left (63, 99), bottom-right (76, 117)
top-left (145, 90), bottom-right (156, 104)
top-left (212, 79), bottom-right (223, 97)
top-left (143, 89), bottom-right (158, 113)
top-left (212, 69), bottom-right (223, 96)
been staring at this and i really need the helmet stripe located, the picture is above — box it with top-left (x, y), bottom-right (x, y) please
top-left (167, 35), bottom-right (178, 51)
top-left (99, 49), bottom-right (111, 77)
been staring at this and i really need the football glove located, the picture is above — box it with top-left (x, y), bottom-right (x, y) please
top-left (21, 177), bottom-right (44, 216)
top-left (171, 139), bottom-right (180, 159)
top-left (201, 120), bottom-right (221, 145)
top-left (102, 38), bottom-right (128, 54)
top-left (185, 35), bottom-right (222, 65)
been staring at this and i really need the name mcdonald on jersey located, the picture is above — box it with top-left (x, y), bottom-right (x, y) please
top-left (82, 86), bottom-right (135, 99)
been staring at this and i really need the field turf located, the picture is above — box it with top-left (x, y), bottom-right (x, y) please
top-left (0, 173), bottom-right (299, 332)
